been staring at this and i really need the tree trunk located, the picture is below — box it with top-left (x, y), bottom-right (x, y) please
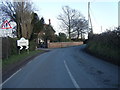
top-left (77, 30), bottom-right (80, 40)
top-left (68, 24), bottom-right (71, 40)
top-left (16, 21), bottom-right (22, 38)
top-left (80, 31), bottom-right (83, 40)
top-left (68, 31), bottom-right (71, 40)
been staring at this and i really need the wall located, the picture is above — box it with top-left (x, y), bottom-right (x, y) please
top-left (48, 42), bottom-right (83, 48)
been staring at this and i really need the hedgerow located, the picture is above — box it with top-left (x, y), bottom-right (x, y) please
top-left (86, 27), bottom-right (120, 66)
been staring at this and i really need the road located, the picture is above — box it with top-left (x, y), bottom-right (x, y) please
top-left (2, 45), bottom-right (119, 88)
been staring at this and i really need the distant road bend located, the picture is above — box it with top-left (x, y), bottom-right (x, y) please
top-left (2, 45), bottom-right (119, 88)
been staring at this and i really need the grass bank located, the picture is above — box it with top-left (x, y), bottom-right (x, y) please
top-left (2, 50), bottom-right (45, 69)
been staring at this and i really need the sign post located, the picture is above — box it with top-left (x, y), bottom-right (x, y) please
top-left (17, 37), bottom-right (29, 54)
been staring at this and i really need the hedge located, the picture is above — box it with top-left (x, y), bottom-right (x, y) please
top-left (86, 28), bottom-right (120, 66)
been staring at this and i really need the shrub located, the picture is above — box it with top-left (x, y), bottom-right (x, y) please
top-left (86, 27), bottom-right (120, 66)
top-left (2, 37), bottom-right (37, 59)
top-left (29, 40), bottom-right (36, 51)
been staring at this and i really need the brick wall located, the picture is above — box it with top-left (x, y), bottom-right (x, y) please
top-left (48, 42), bottom-right (83, 48)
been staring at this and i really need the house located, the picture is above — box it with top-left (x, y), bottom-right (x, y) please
top-left (37, 19), bottom-right (55, 48)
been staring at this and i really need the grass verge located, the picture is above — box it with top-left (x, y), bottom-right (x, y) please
top-left (2, 50), bottom-right (45, 69)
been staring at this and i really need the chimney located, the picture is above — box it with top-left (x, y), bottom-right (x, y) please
top-left (49, 19), bottom-right (51, 25)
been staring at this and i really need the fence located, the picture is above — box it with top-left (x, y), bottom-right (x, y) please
top-left (0, 38), bottom-right (2, 59)
top-left (2, 37), bottom-right (10, 59)
top-left (48, 42), bottom-right (83, 48)
top-left (1, 37), bottom-right (18, 59)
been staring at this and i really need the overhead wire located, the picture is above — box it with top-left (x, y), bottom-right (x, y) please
top-left (89, 2), bottom-right (102, 33)
top-left (89, 8), bottom-right (100, 26)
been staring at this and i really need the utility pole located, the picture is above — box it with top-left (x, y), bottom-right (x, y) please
top-left (88, 2), bottom-right (89, 32)
top-left (118, 1), bottom-right (120, 27)
top-left (101, 26), bottom-right (102, 33)
top-left (88, 2), bottom-right (93, 34)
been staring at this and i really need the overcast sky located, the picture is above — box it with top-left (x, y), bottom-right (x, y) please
top-left (32, 0), bottom-right (118, 34)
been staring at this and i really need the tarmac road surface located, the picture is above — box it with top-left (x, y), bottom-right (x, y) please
top-left (2, 45), bottom-right (119, 88)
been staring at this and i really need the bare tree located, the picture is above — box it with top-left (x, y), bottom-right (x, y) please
top-left (58, 6), bottom-right (84, 40)
top-left (72, 18), bottom-right (88, 40)
top-left (1, 1), bottom-right (34, 39)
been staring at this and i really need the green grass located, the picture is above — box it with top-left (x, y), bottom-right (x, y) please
top-left (2, 50), bottom-right (44, 69)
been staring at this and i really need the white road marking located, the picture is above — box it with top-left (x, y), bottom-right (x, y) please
top-left (64, 60), bottom-right (80, 88)
top-left (0, 68), bottom-right (22, 88)
top-left (27, 60), bottom-right (32, 65)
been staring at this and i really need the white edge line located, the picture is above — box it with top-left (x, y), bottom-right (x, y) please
top-left (27, 60), bottom-right (32, 65)
top-left (1, 59), bottom-right (33, 87)
top-left (0, 68), bottom-right (22, 88)
top-left (64, 60), bottom-right (80, 88)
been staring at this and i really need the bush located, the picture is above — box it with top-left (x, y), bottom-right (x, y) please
top-left (2, 37), bottom-right (37, 59)
top-left (29, 40), bottom-right (36, 51)
top-left (86, 27), bottom-right (120, 66)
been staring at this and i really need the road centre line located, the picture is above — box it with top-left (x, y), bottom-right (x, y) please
top-left (64, 60), bottom-right (80, 88)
